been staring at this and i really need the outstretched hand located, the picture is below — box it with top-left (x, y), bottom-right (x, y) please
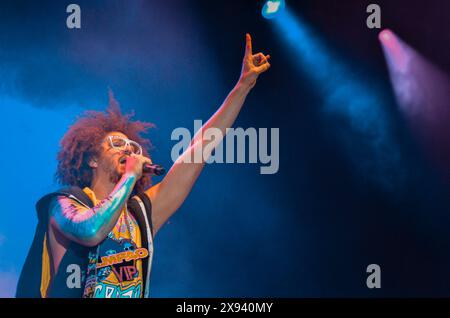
top-left (239, 33), bottom-right (271, 89)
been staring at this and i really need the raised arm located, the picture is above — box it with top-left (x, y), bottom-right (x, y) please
top-left (49, 172), bottom-right (137, 247)
top-left (147, 34), bottom-right (271, 235)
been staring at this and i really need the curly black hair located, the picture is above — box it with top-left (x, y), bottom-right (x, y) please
top-left (55, 91), bottom-right (154, 193)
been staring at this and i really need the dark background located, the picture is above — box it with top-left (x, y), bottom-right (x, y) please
top-left (0, 0), bottom-right (449, 297)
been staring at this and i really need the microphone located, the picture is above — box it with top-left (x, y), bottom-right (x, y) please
top-left (143, 163), bottom-right (166, 176)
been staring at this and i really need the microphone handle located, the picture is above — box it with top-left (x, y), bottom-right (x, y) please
top-left (143, 163), bottom-right (166, 176)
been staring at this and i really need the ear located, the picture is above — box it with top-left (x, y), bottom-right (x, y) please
top-left (88, 157), bottom-right (98, 168)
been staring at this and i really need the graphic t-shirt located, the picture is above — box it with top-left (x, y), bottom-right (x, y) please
top-left (82, 187), bottom-right (149, 298)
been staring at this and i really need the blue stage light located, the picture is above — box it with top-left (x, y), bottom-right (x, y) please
top-left (262, 0), bottom-right (285, 20)
top-left (266, 8), bottom-right (406, 191)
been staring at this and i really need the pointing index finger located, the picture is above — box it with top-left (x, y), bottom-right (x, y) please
top-left (245, 33), bottom-right (252, 57)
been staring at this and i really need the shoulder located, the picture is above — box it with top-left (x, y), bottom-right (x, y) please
top-left (36, 187), bottom-right (93, 221)
top-left (128, 192), bottom-right (152, 219)
top-left (128, 192), bottom-right (153, 235)
top-left (131, 192), bottom-right (152, 210)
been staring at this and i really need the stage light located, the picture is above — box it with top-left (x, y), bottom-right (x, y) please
top-left (379, 29), bottom-right (392, 43)
top-left (262, 0), bottom-right (285, 20)
top-left (378, 30), bottom-right (407, 74)
top-left (380, 30), bottom-right (450, 172)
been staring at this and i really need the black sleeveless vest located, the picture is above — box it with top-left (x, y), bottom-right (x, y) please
top-left (16, 187), bottom-right (153, 298)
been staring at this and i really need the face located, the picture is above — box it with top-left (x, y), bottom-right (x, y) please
top-left (92, 131), bottom-right (141, 184)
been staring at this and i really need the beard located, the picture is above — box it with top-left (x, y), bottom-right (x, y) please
top-left (109, 171), bottom-right (121, 184)
top-left (104, 162), bottom-right (123, 185)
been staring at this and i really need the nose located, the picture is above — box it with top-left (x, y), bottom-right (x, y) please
top-left (123, 141), bottom-right (135, 154)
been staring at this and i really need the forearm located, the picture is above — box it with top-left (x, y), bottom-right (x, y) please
top-left (50, 173), bottom-right (137, 246)
top-left (148, 82), bottom-right (252, 233)
top-left (147, 34), bottom-right (270, 234)
top-left (190, 81), bottom-right (252, 151)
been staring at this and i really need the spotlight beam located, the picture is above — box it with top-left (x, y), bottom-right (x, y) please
top-left (380, 29), bottom-right (450, 176)
top-left (268, 9), bottom-right (406, 191)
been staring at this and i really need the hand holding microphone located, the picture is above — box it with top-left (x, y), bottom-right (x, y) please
top-left (124, 153), bottom-right (165, 179)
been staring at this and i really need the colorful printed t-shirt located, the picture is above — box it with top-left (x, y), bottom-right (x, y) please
top-left (83, 187), bottom-right (149, 298)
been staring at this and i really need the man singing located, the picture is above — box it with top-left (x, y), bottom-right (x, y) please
top-left (16, 34), bottom-right (270, 298)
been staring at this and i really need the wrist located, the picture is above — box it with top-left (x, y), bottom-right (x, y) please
top-left (122, 172), bottom-right (138, 183)
top-left (235, 79), bottom-right (253, 94)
